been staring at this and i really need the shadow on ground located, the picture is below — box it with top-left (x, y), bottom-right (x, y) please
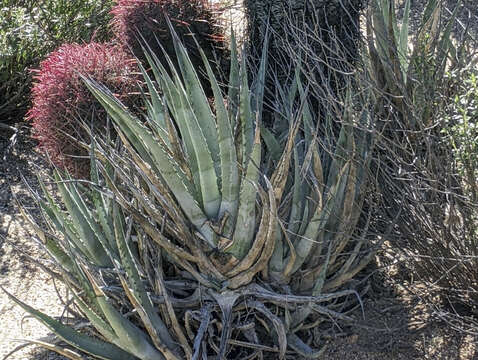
top-left (321, 258), bottom-right (478, 360)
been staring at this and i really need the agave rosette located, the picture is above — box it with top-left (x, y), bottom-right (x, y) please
top-left (6, 25), bottom-right (374, 359)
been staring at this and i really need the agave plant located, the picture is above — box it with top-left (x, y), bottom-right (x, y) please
top-left (5, 24), bottom-right (374, 359)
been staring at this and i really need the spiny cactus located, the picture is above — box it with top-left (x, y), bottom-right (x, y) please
top-left (28, 42), bottom-right (139, 178)
top-left (111, 0), bottom-right (229, 95)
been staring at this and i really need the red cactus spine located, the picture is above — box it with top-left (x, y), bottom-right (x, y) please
top-left (28, 42), bottom-right (139, 178)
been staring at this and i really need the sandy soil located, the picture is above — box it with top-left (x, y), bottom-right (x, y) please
top-left (0, 125), bottom-right (66, 360)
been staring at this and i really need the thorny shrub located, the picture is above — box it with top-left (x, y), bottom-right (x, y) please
top-left (28, 42), bottom-right (139, 178)
top-left (366, 0), bottom-right (478, 322)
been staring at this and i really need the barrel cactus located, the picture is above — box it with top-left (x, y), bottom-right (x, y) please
top-left (111, 0), bottom-right (229, 95)
top-left (28, 42), bottom-right (139, 178)
top-left (6, 27), bottom-right (375, 359)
